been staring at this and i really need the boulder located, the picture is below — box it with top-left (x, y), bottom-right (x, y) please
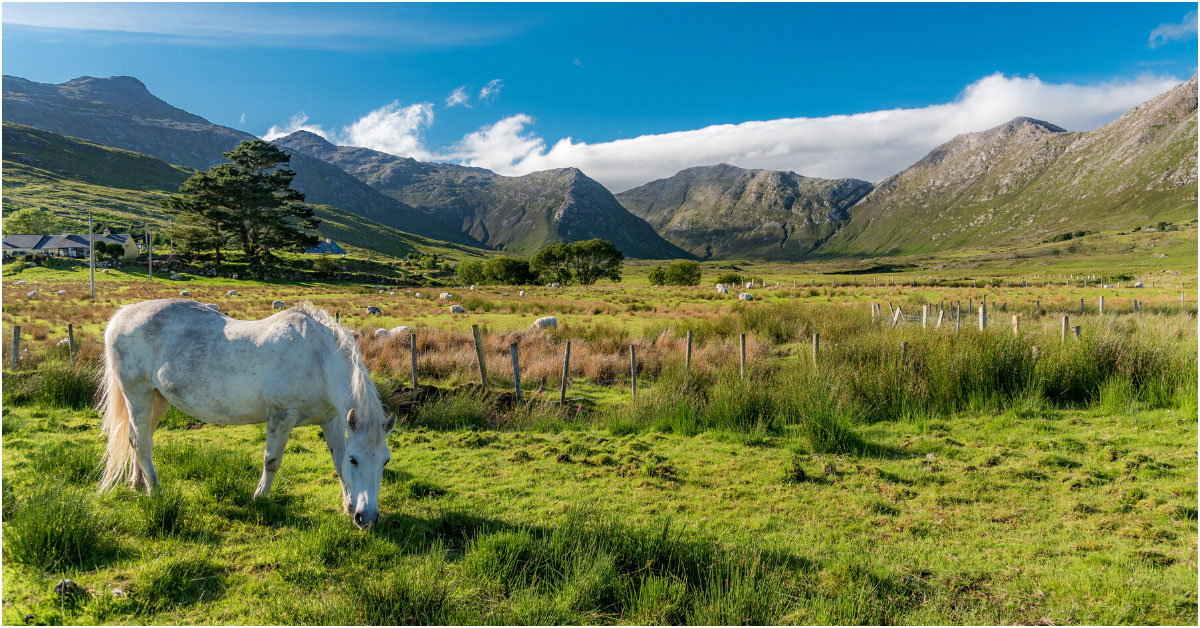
top-left (366, 306), bottom-right (383, 316)
top-left (738, 292), bottom-right (754, 301)
top-left (226, 290), bottom-right (238, 296)
top-left (450, 304), bottom-right (466, 313)
top-left (272, 300), bottom-right (286, 309)
top-left (374, 328), bottom-right (390, 337)
top-left (389, 325), bottom-right (412, 336)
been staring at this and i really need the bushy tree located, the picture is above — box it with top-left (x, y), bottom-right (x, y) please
top-left (648, 265), bottom-right (666, 285)
top-left (531, 239), bottom-right (624, 285)
top-left (3, 208), bottom-right (60, 235)
top-left (456, 260), bottom-right (485, 285)
top-left (164, 139), bottom-right (318, 276)
top-left (663, 260), bottom-right (701, 286)
top-left (312, 255), bottom-right (341, 276)
top-left (530, 243), bottom-right (571, 285)
top-left (484, 256), bottom-right (535, 285)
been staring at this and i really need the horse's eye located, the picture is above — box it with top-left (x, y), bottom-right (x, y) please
top-left (349, 457), bottom-right (358, 466)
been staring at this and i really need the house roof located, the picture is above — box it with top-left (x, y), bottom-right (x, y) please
top-left (3, 233), bottom-right (136, 251)
top-left (305, 239), bottom-right (346, 255)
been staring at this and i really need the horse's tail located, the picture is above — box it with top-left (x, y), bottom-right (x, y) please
top-left (98, 342), bottom-right (134, 492)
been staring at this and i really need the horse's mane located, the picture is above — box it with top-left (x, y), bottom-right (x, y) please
top-left (290, 302), bottom-right (386, 422)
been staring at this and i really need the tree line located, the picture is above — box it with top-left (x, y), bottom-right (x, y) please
top-left (456, 239), bottom-right (625, 286)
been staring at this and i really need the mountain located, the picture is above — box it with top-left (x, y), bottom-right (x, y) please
top-left (1, 75), bottom-right (472, 246)
top-left (819, 76), bottom-right (1198, 257)
top-left (1, 123), bottom-right (480, 260)
top-left (273, 131), bottom-right (692, 259)
top-left (614, 164), bottom-right (873, 259)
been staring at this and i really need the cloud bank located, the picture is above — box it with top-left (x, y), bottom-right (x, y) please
top-left (265, 72), bottom-right (1184, 191)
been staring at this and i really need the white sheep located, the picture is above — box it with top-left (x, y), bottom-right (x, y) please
top-left (227, 289), bottom-right (238, 296)
top-left (549, 283), bottom-right (561, 288)
top-left (470, 285), bottom-right (476, 291)
top-left (26, 290), bottom-right (37, 298)
top-left (1103, 284), bottom-right (1112, 289)
top-left (272, 300), bottom-right (286, 309)
top-left (366, 306), bottom-right (383, 316)
top-left (439, 292), bottom-right (453, 300)
top-left (531, 316), bottom-right (558, 330)
top-left (14, 280), bottom-right (25, 286)
top-left (414, 292), bottom-right (423, 298)
top-left (180, 290), bottom-right (191, 297)
top-left (374, 328), bottom-right (390, 337)
top-left (389, 325), bottom-right (412, 336)
top-left (56, 290), bottom-right (67, 295)
top-left (500, 292), bottom-right (509, 297)
top-left (745, 282), bottom-right (753, 290)
top-left (716, 284), bottom-right (728, 294)
top-left (519, 290), bottom-right (526, 296)
top-left (738, 292), bottom-right (754, 301)
top-left (1134, 281), bottom-right (1145, 288)
top-left (450, 304), bottom-right (465, 313)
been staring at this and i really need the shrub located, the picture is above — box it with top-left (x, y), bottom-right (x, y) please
top-left (3, 483), bottom-right (117, 570)
top-left (662, 261), bottom-right (702, 286)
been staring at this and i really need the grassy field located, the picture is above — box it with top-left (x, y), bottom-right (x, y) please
top-left (2, 247), bottom-right (1197, 625)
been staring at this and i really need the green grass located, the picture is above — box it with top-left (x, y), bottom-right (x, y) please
top-left (1, 401), bottom-right (1195, 625)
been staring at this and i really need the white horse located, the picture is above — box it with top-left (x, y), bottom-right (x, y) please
top-left (99, 299), bottom-right (395, 528)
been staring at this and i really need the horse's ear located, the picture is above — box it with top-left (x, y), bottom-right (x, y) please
top-left (383, 414), bottom-right (397, 433)
top-left (346, 408), bottom-right (358, 432)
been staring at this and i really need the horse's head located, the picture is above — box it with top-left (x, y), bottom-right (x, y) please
top-left (343, 408), bottom-right (396, 529)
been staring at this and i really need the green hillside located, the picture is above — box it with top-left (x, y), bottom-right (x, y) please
top-left (819, 76), bottom-right (1198, 258)
top-left (0, 123), bottom-right (486, 261)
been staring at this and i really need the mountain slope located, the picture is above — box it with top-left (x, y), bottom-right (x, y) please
top-left (1, 75), bottom-right (473, 246)
top-left (819, 76), bottom-right (1198, 257)
top-left (615, 163), bottom-right (873, 259)
top-left (0, 123), bottom-right (480, 260)
top-left (273, 131), bottom-right (692, 259)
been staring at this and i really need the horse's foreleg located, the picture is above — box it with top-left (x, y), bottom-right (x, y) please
top-left (254, 414), bottom-right (292, 499)
top-left (320, 416), bottom-right (351, 514)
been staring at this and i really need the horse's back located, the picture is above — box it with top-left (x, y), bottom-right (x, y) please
top-left (106, 299), bottom-right (343, 425)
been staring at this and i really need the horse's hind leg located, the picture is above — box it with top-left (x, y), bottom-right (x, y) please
top-left (125, 386), bottom-right (167, 494)
top-left (254, 410), bottom-right (294, 499)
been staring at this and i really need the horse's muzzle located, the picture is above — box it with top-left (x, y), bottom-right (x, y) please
top-left (353, 510), bottom-right (377, 529)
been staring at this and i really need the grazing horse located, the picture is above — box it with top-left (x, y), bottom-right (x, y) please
top-left (99, 299), bottom-right (396, 528)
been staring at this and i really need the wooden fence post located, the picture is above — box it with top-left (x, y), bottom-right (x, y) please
top-left (1032, 345), bottom-right (1040, 361)
top-left (1035, 300), bottom-right (1040, 316)
top-left (630, 344), bottom-right (638, 400)
top-left (10, 325), bottom-right (20, 370)
top-left (1061, 316), bottom-right (1069, 342)
top-left (409, 333), bottom-right (419, 388)
top-left (1099, 295), bottom-right (1105, 315)
top-left (901, 341), bottom-right (908, 360)
top-left (1012, 314), bottom-right (1019, 336)
top-left (921, 304), bottom-right (928, 329)
top-left (1074, 326), bottom-right (1081, 340)
top-left (739, 333), bottom-right (747, 379)
top-left (812, 333), bottom-right (819, 366)
top-left (979, 304), bottom-right (987, 331)
top-left (1080, 298), bottom-right (1084, 315)
top-left (560, 341), bottom-right (571, 403)
top-left (67, 323), bottom-right (75, 359)
top-left (955, 304), bottom-right (961, 334)
top-left (510, 343), bottom-right (522, 404)
top-left (936, 309), bottom-right (944, 329)
top-left (685, 330), bottom-right (693, 371)
top-left (471, 324), bottom-right (488, 390)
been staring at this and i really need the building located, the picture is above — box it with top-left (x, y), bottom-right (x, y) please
top-left (305, 238), bottom-right (347, 255)
top-left (2, 233), bottom-right (140, 260)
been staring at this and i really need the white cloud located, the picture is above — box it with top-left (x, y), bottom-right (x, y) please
top-left (445, 85), bottom-right (471, 108)
top-left (478, 79), bottom-right (503, 102)
top-left (343, 101), bottom-right (436, 159)
top-left (262, 112), bottom-right (333, 141)
top-left (238, 112), bottom-right (246, 126)
top-left (1149, 10), bottom-right (1198, 48)
top-left (446, 72), bottom-right (1185, 191)
top-left (262, 102), bottom-right (435, 160)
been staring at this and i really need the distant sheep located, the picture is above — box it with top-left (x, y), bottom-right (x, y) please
top-left (170, 273), bottom-right (182, 281)
top-left (414, 292), bottom-right (423, 298)
top-left (470, 285), bottom-right (476, 291)
top-left (745, 282), bottom-right (753, 290)
top-left (56, 290), bottom-right (67, 295)
top-left (374, 328), bottom-right (390, 337)
top-left (531, 316), bottom-right (558, 330)
top-left (101, 269), bottom-right (109, 274)
top-left (549, 283), bottom-right (561, 288)
top-left (439, 292), bottom-right (453, 300)
top-left (227, 290), bottom-right (238, 296)
top-left (14, 280), bottom-right (25, 286)
top-left (26, 290), bottom-right (37, 298)
top-left (519, 290), bottom-right (526, 296)
top-left (366, 306), bottom-right (383, 316)
top-left (1134, 281), bottom-right (1145, 288)
top-left (450, 304), bottom-right (465, 313)
top-left (500, 292), bottom-right (509, 297)
top-left (389, 325), bottom-right (412, 336)
top-left (1103, 284), bottom-right (1112, 289)
top-left (179, 290), bottom-right (191, 297)
top-left (716, 284), bottom-right (729, 294)
top-left (272, 300), bottom-right (286, 309)
top-left (204, 303), bottom-right (220, 311)
top-left (738, 292), bottom-right (754, 301)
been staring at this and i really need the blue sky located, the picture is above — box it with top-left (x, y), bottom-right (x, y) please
top-left (3, 2), bottom-right (1197, 189)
